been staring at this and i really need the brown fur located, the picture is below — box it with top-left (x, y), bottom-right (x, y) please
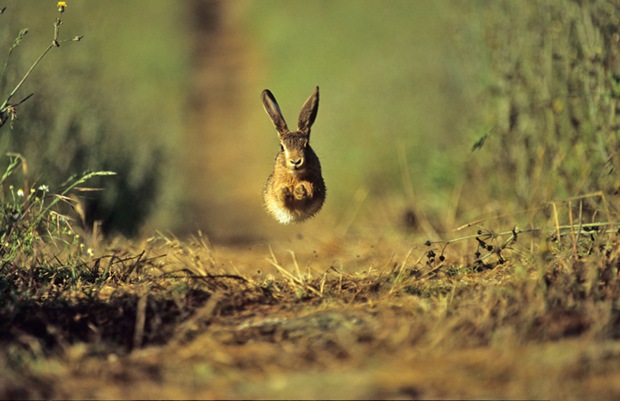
top-left (261, 87), bottom-right (326, 224)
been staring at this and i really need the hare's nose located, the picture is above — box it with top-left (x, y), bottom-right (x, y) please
top-left (289, 157), bottom-right (304, 169)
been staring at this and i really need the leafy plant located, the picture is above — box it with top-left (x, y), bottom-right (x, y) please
top-left (0, 153), bottom-right (114, 266)
top-left (0, 3), bottom-right (114, 268)
top-left (459, 0), bottom-right (620, 220)
top-left (0, 1), bottom-right (186, 236)
top-left (0, 1), bottom-right (81, 129)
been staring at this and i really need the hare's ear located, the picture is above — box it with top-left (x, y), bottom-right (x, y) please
top-left (298, 86), bottom-right (319, 134)
top-left (262, 89), bottom-right (289, 134)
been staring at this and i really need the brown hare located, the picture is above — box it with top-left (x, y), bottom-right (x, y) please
top-left (261, 86), bottom-right (326, 224)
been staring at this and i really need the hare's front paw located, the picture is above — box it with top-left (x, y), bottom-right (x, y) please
top-left (294, 182), bottom-right (312, 200)
top-left (279, 186), bottom-right (293, 202)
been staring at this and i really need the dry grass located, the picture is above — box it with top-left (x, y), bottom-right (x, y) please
top-left (2, 201), bottom-right (620, 399)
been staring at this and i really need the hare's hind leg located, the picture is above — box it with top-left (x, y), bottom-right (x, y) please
top-left (264, 182), bottom-right (293, 224)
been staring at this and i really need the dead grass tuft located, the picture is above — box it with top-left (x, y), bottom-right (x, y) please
top-left (2, 204), bottom-right (620, 398)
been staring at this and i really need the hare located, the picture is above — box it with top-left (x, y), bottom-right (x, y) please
top-left (261, 86), bottom-right (326, 224)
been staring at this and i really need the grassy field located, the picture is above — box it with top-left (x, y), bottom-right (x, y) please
top-left (2, 0), bottom-right (620, 399)
top-left (2, 215), bottom-right (620, 399)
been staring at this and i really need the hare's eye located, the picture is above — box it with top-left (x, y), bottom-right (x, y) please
top-left (280, 144), bottom-right (284, 151)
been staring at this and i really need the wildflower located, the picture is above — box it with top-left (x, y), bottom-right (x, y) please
top-left (57, 1), bottom-right (67, 12)
top-left (38, 184), bottom-right (50, 193)
top-left (16, 189), bottom-right (24, 197)
top-left (87, 247), bottom-right (94, 257)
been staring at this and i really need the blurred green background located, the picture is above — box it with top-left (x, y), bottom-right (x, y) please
top-left (0, 0), bottom-right (189, 237)
top-left (1, 0), bottom-right (618, 241)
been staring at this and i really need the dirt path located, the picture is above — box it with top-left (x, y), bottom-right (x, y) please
top-left (184, 1), bottom-right (277, 242)
top-left (3, 232), bottom-right (620, 400)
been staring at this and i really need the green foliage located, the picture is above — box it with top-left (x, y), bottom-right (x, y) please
top-left (460, 0), bottom-right (620, 217)
top-left (0, 152), bottom-right (114, 267)
top-left (0, 3), bottom-right (115, 275)
top-left (0, 1), bottom-right (188, 236)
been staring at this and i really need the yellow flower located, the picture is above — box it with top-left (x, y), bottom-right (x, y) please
top-left (57, 1), bottom-right (67, 12)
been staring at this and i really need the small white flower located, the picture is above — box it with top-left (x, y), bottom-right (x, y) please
top-left (16, 189), bottom-right (24, 197)
top-left (38, 184), bottom-right (50, 193)
top-left (87, 248), bottom-right (94, 256)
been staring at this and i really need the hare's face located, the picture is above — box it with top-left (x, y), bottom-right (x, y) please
top-left (279, 132), bottom-right (310, 172)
